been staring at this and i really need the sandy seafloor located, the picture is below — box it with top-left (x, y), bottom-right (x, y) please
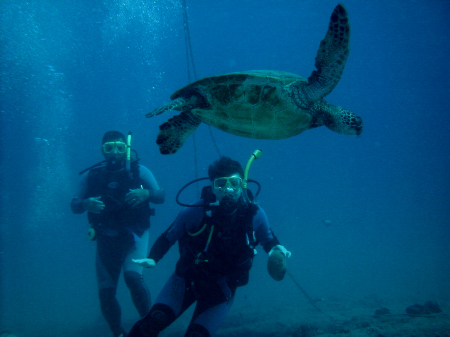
top-left (19, 296), bottom-right (449, 337)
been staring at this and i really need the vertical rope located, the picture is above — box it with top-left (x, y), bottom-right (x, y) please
top-left (208, 124), bottom-right (222, 157)
top-left (182, 0), bottom-right (197, 82)
top-left (182, 0), bottom-right (193, 82)
top-left (192, 133), bottom-right (199, 194)
top-left (182, 0), bottom-right (221, 196)
top-left (182, 0), bottom-right (198, 197)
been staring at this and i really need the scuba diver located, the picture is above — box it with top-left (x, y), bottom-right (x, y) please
top-left (128, 154), bottom-right (291, 337)
top-left (70, 130), bottom-right (165, 337)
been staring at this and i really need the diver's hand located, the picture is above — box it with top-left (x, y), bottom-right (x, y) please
top-left (126, 189), bottom-right (150, 207)
top-left (83, 197), bottom-right (105, 214)
top-left (269, 245), bottom-right (292, 258)
top-left (132, 258), bottom-right (156, 268)
top-left (267, 245), bottom-right (291, 281)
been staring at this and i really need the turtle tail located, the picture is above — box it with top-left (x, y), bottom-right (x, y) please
top-left (145, 97), bottom-right (188, 118)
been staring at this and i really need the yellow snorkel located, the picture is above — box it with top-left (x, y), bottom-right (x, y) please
top-left (242, 149), bottom-right (262, 203)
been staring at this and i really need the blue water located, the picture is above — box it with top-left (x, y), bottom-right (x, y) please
top-left (1, 0), bottom-right (449, 336)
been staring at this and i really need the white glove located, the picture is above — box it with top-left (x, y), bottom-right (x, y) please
top-left (269, 245), bottom-right (291, 258)
top-left (132, 258), bottom-right (156, 268)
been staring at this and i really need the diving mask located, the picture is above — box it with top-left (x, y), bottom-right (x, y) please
top-left (103, 141), bottom-right (127, 154)
top-left (213, 176), bottom-right (243, 191)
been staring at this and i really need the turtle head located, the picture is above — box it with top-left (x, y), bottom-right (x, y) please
top-left (325, 105), bottom-right (363, 136)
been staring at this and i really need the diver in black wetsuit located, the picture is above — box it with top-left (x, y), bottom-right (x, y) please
top-left (128, 155), bottom-right (290, 337)
top-left (71, 131), bottom-right (165, 337)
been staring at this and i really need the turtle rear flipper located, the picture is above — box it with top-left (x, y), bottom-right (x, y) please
top-left (146, 97), bottom-right (188, 118)
top-left (156, 111), bottom-right (201, 154)
top-left (304, 4), bottom-right (350, 102)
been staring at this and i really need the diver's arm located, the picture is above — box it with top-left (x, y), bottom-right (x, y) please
top-left (263, 233), bottom-right (281, 254)
top-left (71, 172), bottom-right (105, 213)
top-left (149, 204), bottom-right (204, 263)
top-left (71, 198), bottom-right (85, 214)
top-left (253, 206), bottom-right (281, 253)
top-left (132, 220), bottom-right (179, 268)
top-left (147, 233), bottom-right (172, 263)
top-left (147, 188), bottom-right (165, 204)
top-left (70, 172), bottom-right (89, 214)
top-left (132, 232), bottom-right (172, 268)
top-left (138, 164), bottom-right (165, 204)
top-left (253, 206), bottom-right (291, 255)
top-left (253, 206), bottom-right (290, 281)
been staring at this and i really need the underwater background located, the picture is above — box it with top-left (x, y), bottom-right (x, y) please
top-left (1, 0), bottom-right (449, 336)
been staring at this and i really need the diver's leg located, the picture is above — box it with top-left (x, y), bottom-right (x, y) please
top-left (128, 273), bottom-right (196, 337)
top-left (124, 271), bottom-right (150, 317)
top-left (123, 229), bottom-right (151, 317)
top-left (96, 238), bottom-right (124, 336)
top-left (128, 303), bottom-right (176, 337)
top-left (98, 288), bottom-right (122, 336)
top-left (185, 280), bottom-right (236, 337)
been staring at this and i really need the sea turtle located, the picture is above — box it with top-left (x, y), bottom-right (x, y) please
top-left (147, 3), bottom-right (363, 154)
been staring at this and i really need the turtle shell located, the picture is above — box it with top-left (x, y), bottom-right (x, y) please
top-left (171, 70), bottom-right (312, 139)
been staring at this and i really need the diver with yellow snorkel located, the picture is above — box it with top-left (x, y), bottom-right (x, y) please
top-left (129, 151), bottom-right (291, 337)
top-left (71, 131), bottom-right (165, 337)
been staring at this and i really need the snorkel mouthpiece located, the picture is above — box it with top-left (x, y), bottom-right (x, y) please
top-left (106, 158), bottom-right (124, 170)
top-left (217, 195), bottom-right (239, 215)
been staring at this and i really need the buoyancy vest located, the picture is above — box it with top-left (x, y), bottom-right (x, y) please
top-left (86, 160), bottom-right (152, 231)
top-left (176, 201), bottom-right (259, 287)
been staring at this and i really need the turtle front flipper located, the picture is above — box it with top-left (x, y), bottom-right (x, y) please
top-left (314, 101), bottom-right (363, 136)
top-left (156, 111), bottom-right (201, 154)
top-left (146, 97), bottom-right (189, 118)
top-left (301, 4), bottom-right (351, 102)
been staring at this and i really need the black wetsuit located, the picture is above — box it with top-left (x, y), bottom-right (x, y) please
top-left (128, 199), bottom-right (280, 337)
top-left (71, 162), bottom-right (164, 336)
